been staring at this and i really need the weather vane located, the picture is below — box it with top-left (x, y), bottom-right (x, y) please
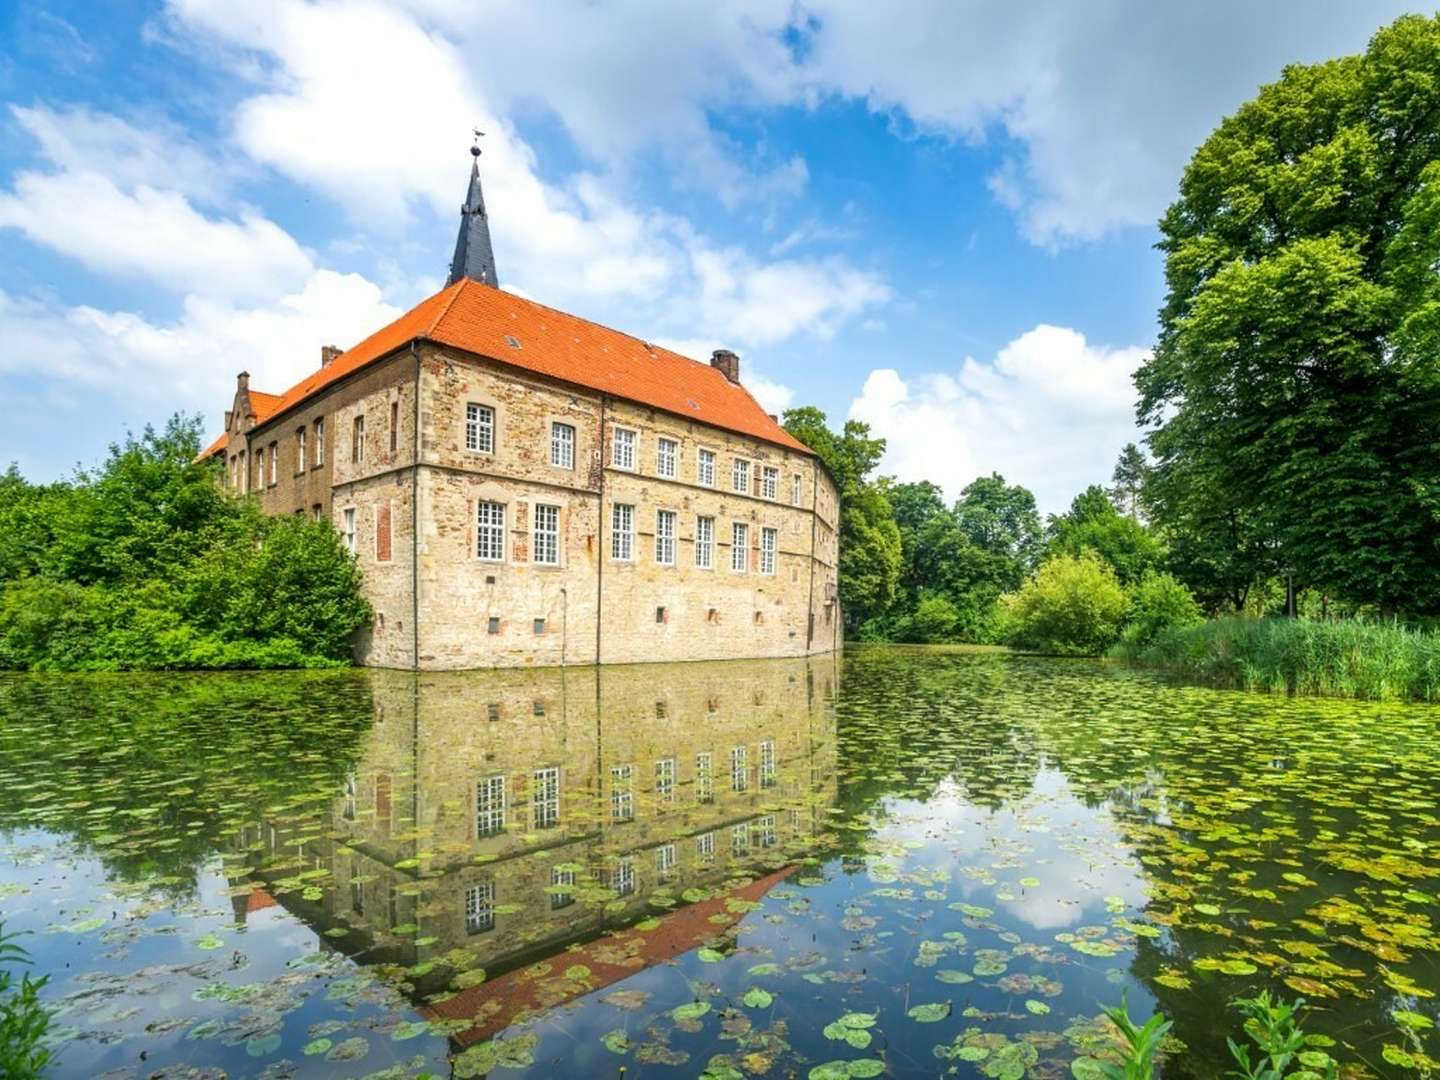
top-left (471, 128), bottom-right (486, 157)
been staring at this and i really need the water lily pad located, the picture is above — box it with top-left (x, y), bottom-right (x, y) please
top-left (907, 1001), bottom-right (951, 1023)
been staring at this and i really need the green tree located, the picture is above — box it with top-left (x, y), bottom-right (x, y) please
top-left (1046, 485), bottom-right (1165, 586)
top-left (1109, 443), bottom-right (1149, 520)
top-left (999, 551), bottom-right (1130, 656)
top-left (1137, 13), bottom-right (1440, 615)
top-left (1122, 571), bottom-right (1204, 650)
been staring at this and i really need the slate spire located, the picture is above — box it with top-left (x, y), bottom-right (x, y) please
top-left (447, 135), bottom-right (498, 287)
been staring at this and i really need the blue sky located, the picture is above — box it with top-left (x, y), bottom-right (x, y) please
top-left (0, 1), bottom-right (1420, 511)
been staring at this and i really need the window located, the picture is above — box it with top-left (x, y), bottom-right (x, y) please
top-left (312, 504), bottom-right (323, 521)
top-left (389, 401), bottom-right (399, 453)
top-left (465, 403), bottom-right (494, 453)
top-left (611, 503), bottom-right (634, 560)
top-left (697, 448), bottom-right (715, 487)
top-left (731, 745), bottom-right (748, 792)
top-left (759, 740), bottom-right (776, 788)
top-left (760, 527), bottom-right (777, 575)
top-left (655, 509), bottom-right (676, 565)
top-left (533, 767), bottom-right (560, 829)
top-left (487, 616), bottom-right (500, 635)
top-left (761, 466), bottom-right (778, 500)
top-left (791, 473), bottom-right (803, 506)
top-left (757, 815), bottom-right (777, 848)
top-left (533, 618), bottom-right (546, 635)
top-left (533, 503), bottom-right (560, 565)
top-left (696, 831), bottom-right (715, 861)
top-left (465, 882), bottom-right (495, 934)
top-left (656, 843), bottom-right (677, 878)
top-left (612, 426), bottom-right (636, 469)
top-left (296, 428), bottom-right (306, 474)
top-left (695, 752), bottom-right (713, 803)
top-left (611, 858), bottom-right (635, 897)
top-left (269, 443), bottom-right (278, 484)
top-left (342, 508), bottom-right (356, 553)
top-left (656, 606), bottom-right (667, 624)
top-left (731, 822), bottom-right (751, 854)
top-left (314, 418), bottom-right (325, 466)
top-left (549, 865), bottom-right (575, 910)
top-left (476, 501), bottom-right (505, 561)
top-left (732, 458), bottom-right (750, 494)
top-left (550, 422), bottom-right (575, 469)
top-left (342, 772), bottom-right (357, 821)
top-left (610, 764), bottom-right (634, 821)
top-left (654, 758), bottom-right (675, 804)
top-left (656, 437), bottom-right (677, 478)
top-left (351, 415), bottom-right (364, 464)
top-left (731, 522), bottom-right (749, 572)
top-left (476, 775), bottom-right (506, 836)
top-left (254, 455), bottom-right (263, 490)
top-left (695, 515), bottom-right (714, 569)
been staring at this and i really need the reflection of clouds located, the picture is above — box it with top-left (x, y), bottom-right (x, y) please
top-left (876, 767), bottom-right (1149, 931)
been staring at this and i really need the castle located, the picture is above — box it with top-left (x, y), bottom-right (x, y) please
top-left (204, 147), bottom-right (840, 669)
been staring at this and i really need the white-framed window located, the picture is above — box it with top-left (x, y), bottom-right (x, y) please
top-left (761, 466), bottom-right (778, 500)
top-left (731, 745), bottom-right (748, 792)
top-left (297, 428), bottom-right (307, 474)
top-left (791, 473), bottom-right (803, 506)
top-left (533, 766), bottom-right (560, 829)
top-left (342, 507), bottom-right (356, 553)
top-left (551, 422), bottom-right (575, 469)
top-left (654, 758), bottom-right (675, 803)
top-left (697, 447), bottom-right (715, 487)
top-left (612, 426), bottom-right (636, 470)
top-left (759, 740), bottom-right (776, 788)
top-left (315, 418), bottom-right (325, 466)
top-left (476, 775), bottom-right (506, 836)
top-left (656, 843), bottom-right (677, 878)
top-left (760, 527), bottom-right (777, 575)
top-left (477, 501), bottom-right (506, 561)
top-left (550, 865), bottom-right (575, 909)
top-left (731, 822), bottom-right (751, 854)
top-left (611, 503), bottom-right (634, 561)
top-left (695, 752), bottom-right (713, 804)
top-left (351, 416), bottom-right (364, 464)
top-left (611, 858), bottom-right (635, 897)
top-left (656, 437), bottom-right (677, 478)
top-left (465, 403), bottom-right (495, 454)
top-left (533, 503), bottom-right (560, 565)
top-left (610, 764), bottom-right (634, 821)
top-left (695, 516), bottom-right (714, 569)
top-left (731, 522), bottom-right (749, 572)
top-left (465, 881), bottom-right (495, 934)
top-left (268, 443), bottom-right (278, 484)
top-left (696, 831), bottom-right (715, 861)
top-left (655, 509), bottom-right (676, 565)
top-left (732, 458), bottom-right (750, 494)
top-left (757, 814), bottom-right (777, 848)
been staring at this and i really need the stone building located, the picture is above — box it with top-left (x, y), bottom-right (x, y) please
top-left (204, 149), bottom-right (840, 669)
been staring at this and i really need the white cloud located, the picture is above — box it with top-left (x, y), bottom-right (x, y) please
top-left (849, 324), bottom-right (1148, 514)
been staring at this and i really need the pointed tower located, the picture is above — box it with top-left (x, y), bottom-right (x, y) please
top-left (447, 140), bottom-right (498, 287)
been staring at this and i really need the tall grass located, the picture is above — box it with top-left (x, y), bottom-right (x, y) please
top-left (1114, 616), bottom-right (1440, 702)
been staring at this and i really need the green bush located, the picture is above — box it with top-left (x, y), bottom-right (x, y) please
top-left (999, 551), bottom-right (1129, 656)
top-left (1122, 571), bottom-right (1204, 649)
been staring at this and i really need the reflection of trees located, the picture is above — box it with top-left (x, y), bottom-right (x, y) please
top-left (0, 671), bottom-right (373, 894)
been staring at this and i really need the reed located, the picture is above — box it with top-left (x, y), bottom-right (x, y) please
top-left (1114, 616), bottom-right (1440, 702)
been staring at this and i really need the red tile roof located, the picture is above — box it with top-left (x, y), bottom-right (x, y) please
top-left (248, 278), bottom-right (811, 455)
top-left (199, 390), bottom-right (287, 460)
top-left (200, 432), bottom-right (227, 460)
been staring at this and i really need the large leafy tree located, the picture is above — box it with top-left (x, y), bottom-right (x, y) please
top-left (1137, 13), bottom-right (1440, 614)
top-left (1046, 485), bottom-right (1165, 587)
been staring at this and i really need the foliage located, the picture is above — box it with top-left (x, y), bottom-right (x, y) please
top-left (1137, 13), bottom-right (1440, 616)
top-left (1117, 615), bottom-right (1440, 701)
top-left (1045, 486), bottom-right (1165, 587)
top-left (0, 415), bottom-right (370, 670)
top-left (999, 551), bottom-right (1130, 656)
top-left (0, 921), bottom-right (52, 1080)
top-left (1226, 993), bottom-right (1337, 1080)
top-left (1122, 571), bottom-right (1204, 650)
top-left (1096, 992), bottom-right (1171, 1080)
top-left (1108, 444), bottom-right (1149, 521)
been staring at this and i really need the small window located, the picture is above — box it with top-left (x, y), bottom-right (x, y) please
top-left (342, 507), bottom-right (356, 553)
top-left (761, 466), bottom-right (778, 500)
top-left (757, 814), bottom-right (777, 848)
top-left (791, 473), bottom-right (803, 506)
top-left (654, 758), bottom-right (675, 803)
top-left (533, 766), bottom-right (560, 829)
top-left (610, 764), bottom-right (634, 822)
top-left (533, 618), bottom-right (546, 635)
top-left (611, 858), bottom-right (635, 897)
top-left (656, 606), bottom-right (667, 623)
top-left (550, 422), bottom-right (575, 469)
top-left (477, 501), bottom-right (505, 561)
top-left (269, 442), bottom-right (278, 484)
top-left (476, 775), bottom-right (506, 836)
top-left (759, 740), bottom-right (776, 789)
top-left (487, 616), bottom-right (500, 635)
top-left (312, 504), bottom-right (323, 521)
top-left (697, 448), bottom-right (715, 487)
top-left (611, 503), bottom-right (634, 561)
top-left (465, 881), bottom-right (495, 934)
top-left (695, 752), bottom-right (713, 804)
top-left (465, 402), bottom-right (495, 454)
top-left (487, 702), bottom-right (500, 721)
top-left (731, 522), bottom-right (749, 572)
top-left (533, 503), bottom-right (560, 565)
top-left (655, 509), bottom-right (676, 565)
top-left (389, 401), bottom-right (399, 453)
top-left (760, 526), bottom-right (777, 575)
top-left (351, 416), bottom-right (364, 464)
top-left (731, 745), bottom-right (748, 792)
top-left (549, 865), bottom-right (575, 910)
top-left (296, 427), bottom-right (307, 474)
top-left (731, 822), bottom-right (751, 854)
top-left (696, 831), bottom-right (715, 860)
top-left (655, 842), bottom-right (677, 878)
top-left (695, 515), bottom-right (714, 569)
top-left (314, 418), bottom-right (325, 466)
top-left (612, 427), bottom-right (636, 470)
top-left (732, 458), bottom-right (750, 494)
top-left (656, 437), bottom-right (677, 478)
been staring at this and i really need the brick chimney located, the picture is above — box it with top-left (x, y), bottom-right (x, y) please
top-left (710, 349), bottom-right (740, 384)
top-left (321, 345), bottom-right (342, 368)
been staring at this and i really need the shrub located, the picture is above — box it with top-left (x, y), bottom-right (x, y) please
top-left (999, 551), bottom-right (1129, 656)
top-left (1122, 571), bottom-right (1204, 649)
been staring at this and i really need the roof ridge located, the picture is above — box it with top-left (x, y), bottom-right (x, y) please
top-left (425, 277), bottom-right (469, 337)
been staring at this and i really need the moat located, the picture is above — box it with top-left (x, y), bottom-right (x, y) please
top-left (1, 648), bottom-right (1437, 1078)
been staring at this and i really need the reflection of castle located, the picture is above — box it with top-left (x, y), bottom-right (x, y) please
top-left (230, 656), bottom-right (838, 1039)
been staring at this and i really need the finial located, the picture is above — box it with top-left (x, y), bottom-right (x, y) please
top-left (471, 128), bottom-right (485, 158)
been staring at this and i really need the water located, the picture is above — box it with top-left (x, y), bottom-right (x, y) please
top-left (0, 648), bottom-right (1436, 1078)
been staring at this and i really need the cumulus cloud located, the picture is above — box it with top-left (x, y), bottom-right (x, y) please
top-left (849, 325), bottom-right (1148, 514)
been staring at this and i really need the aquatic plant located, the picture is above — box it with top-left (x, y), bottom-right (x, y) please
top-left (1096, 992), bottom-right (1172, 1080)
top-left (0, 920), bottom-right (53, 1079)
top-left (1226, 992), bottom-right (1337, 1080)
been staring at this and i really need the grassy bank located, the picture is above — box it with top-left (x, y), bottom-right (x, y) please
top-left (1114, 616), bottom-right (1440, 702)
